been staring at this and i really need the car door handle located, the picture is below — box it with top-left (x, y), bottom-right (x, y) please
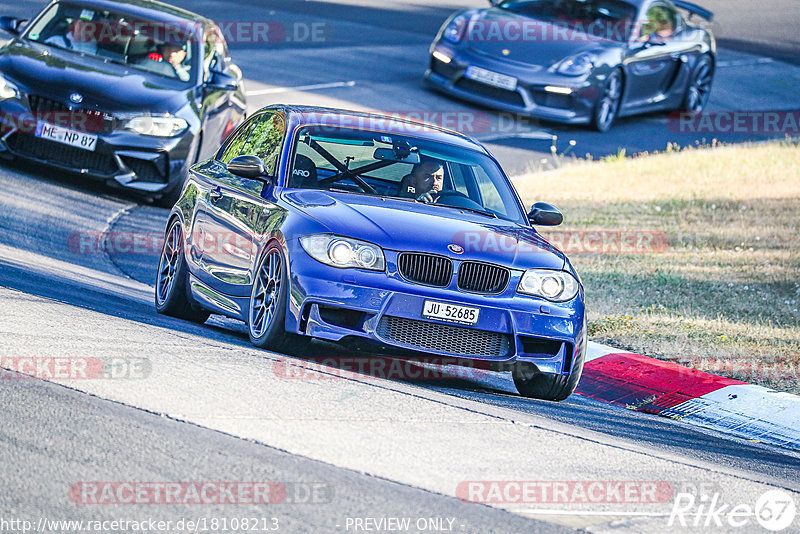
top-left (209, 186), bottom-right (223, 201)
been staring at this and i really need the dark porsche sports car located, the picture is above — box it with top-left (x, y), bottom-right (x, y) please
top-left (156, 105), bottom-right (587, 400)
top-left (0, 0), bottom-right (246, 204)
top-left (426, 0), bottom-right (715, 131)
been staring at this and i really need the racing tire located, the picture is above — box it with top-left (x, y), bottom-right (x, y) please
top-left (155, 219), bottom-right (211, 323)
top-left (512, 326), bottom-right (587, 401)
top-left (591, 69), bottom-right (623, 133)
top-left (679, 54), bottom-right (714, 113)
top-left (248, 244), bottom-right (311, 355)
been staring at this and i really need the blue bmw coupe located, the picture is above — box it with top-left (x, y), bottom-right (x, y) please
top-left (156, 105), bottom-right (587, 400)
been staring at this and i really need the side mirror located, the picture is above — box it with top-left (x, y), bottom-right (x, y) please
top-left (206, 69), bottom-right (239, 91)
top-left (528, 202), bottom-right (563, 226)
top-left (227, 155), bottom-right (269, 181)
top-left (0, 17), bottom-right (25, 36)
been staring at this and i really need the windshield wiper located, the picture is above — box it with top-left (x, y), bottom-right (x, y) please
top-left (428, 203), bottom-right (498, 219)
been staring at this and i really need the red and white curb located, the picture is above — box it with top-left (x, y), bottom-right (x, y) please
top-left (577, 342), bottom-right (800, 451)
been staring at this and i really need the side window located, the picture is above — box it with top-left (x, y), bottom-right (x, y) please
top-left (448, 164), bottom-right (470, 196)
top-left (218, 118), bottom-right (257, 164)
top-left (473, 166), bottom-right (507, 216)
top-left (239, 113), bottom-right (286, 175)
top-left (641, 4), bottom-right (678, 41)
top-left (203, 27), bottom-right (226, 79)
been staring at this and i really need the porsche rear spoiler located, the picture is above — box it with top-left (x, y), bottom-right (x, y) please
top-left (671, 0), bottom-right (714, 21)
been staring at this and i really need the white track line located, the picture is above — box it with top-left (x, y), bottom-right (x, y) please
top-left (519, 510), bottom-right (675, 517)
top-left (717, 57), bottom-right (774, 68)
top-left (477, 131), bottom-right (555, 142)
top-left (246, 80), bottom-right (356, 96)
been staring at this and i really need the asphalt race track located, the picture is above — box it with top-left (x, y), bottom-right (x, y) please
top-left (1, 1), bottom-right (799, 532)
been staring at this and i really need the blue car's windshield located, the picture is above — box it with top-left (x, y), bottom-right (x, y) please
top-left (24, 2), bottom-right (197, 83)
top-left (289, 126), bottom-right (527, 224)
top-left (498, 0), bottom-right (638, 41)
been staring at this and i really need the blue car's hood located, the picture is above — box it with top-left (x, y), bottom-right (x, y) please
top-left (284, 191), bottom-right (565, 271)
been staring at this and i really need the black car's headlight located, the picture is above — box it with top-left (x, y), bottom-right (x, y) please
top-left (123, 114), bottom-right (189, 137)
top-left (442, 14), bottom-right (468, 43)
top-left (300, 234), bottom-right (386, 271)
top-left (555, 52), bottom-right (598, 76)
top-left (517, 269), bottom-right (580, 302)
top-left (0, 73), bottom-right (20, 101)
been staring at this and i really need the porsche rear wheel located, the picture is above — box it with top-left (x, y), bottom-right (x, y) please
top-left (248, 244), bottom-right (310, 355)
top-left (155, 219), bottom-right (210, 323)
top-left (592, 69), bottom-right (623, 133)
top-left (681, 55), bottom-right (714, 113)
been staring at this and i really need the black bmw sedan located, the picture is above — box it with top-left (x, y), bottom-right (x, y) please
top-left (0, 0), bottom-right (246, 205)
top-left (426, 0), bottom-right (715, 131)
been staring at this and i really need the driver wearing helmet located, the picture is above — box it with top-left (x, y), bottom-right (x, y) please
top-left (398, 158), bottom-right (444, 203)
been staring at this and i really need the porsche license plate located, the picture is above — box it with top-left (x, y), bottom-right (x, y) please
top-left (35, 122), bottom-right (98, 152)
top-left (465, 66), bottom-right (518, 91)
top-left (422, 300), bottom-right (480, 325)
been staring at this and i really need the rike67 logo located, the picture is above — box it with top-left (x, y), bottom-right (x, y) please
top-left (669, 489), bottom-right (796, 531)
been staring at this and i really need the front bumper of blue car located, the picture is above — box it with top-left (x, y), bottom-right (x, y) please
top-left (286, 240), bottom-right (586, 376)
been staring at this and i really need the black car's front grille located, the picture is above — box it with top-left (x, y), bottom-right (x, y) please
top-left (454, 78), bottom-right (526, 107)
top-left (28, 94), bottom-right (71, 113)
top-left (377, 316), bottom-right (512, 357)
top-left (119, 154), bottom-right (169, 183)
top-left (27, 94), bottom-right (113, 134)
top-left (6, 133), bottom-right (117, 175)
top-left (457, 261), bottom-right (510, 294)
top-left (397, 253), bottom-right (453, 287)
top-left (531, 90), bottom-right (573, 110)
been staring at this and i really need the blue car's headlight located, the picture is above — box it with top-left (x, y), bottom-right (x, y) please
top-left (517, 269), bottom-right (579, 302)
top-left (555, 52), bottom-right (598, 76)
top-left (442, 14), bottom-right (468, 43)
top-left (300, 234), bottom-right (386, 271)
top-left (0, 73), bottom-right (20, 101)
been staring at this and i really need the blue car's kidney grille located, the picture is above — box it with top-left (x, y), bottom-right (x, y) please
top-left (457, 261), bottom-right (510, 294)
top-left (377, 316), bottom-right (511, 358)
top-left (397, 253), bottom-right (453, 287)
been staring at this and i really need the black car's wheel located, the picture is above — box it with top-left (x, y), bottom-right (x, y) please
top-left (592, 69), bottom-right (623, 133)
top-left (680, 55), bottom-right (714, 113)
top-left (248, 244), bottom-right (309, 354)
top-left (155, 219), bottom-right (210, 323)
top-left (512, 328), bottom-right (586, 401)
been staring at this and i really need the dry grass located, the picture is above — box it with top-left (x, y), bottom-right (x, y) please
top-left (513, 141), bottom-right (800, 393)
